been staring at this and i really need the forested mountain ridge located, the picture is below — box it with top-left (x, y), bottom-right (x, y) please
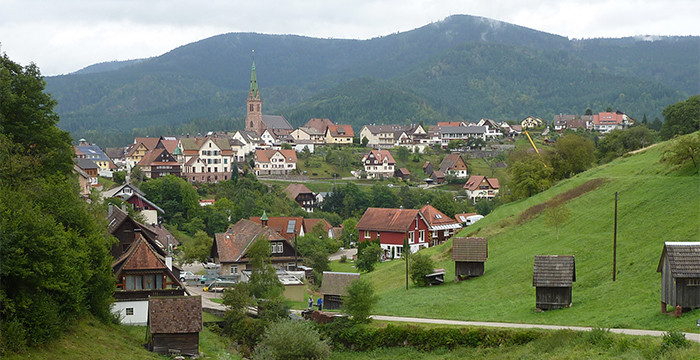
top-left (43, 14), bottom-right (698, 146)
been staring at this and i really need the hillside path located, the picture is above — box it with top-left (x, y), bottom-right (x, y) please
top-left (370, 315), bottom-right (700, 343)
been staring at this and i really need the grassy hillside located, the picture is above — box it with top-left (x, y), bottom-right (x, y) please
top-left (365, 136), bottom-right (700, 332)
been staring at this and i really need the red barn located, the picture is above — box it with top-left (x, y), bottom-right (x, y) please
top-left (356, 207), bottom-right (430, 259)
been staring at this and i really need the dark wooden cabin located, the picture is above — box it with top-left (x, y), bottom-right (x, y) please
top-left (533, 255), bottom-right (576, 310)
top-left (148, 296), bottom-right (202, 356)
top-left (657, 242), bottom-right (700, 313)
top-left (452, 237), bottom-right (488, 280)
top-left (319, 272), bottom-right (360, 310)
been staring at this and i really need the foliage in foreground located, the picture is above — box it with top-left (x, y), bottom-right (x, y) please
top-left (252, 319), bottom-right (331, 360)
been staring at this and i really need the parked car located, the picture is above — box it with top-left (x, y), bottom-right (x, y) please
top-left (203, 280), bottom-right (237, 292)
top-left (179, 271), bottom-right (198, 282)
top-left (199, 274), bottom-right (219, 286)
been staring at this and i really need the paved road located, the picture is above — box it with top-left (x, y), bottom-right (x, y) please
top-left (371, 315), bottom-right (700, 343)
top-left (329, 248), bottom-right (357, 261)
top-left (186, 284), bottom-right (228, 312)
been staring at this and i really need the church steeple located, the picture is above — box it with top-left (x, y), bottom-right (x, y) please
top-left (245, 50), bottom-right (263, 133)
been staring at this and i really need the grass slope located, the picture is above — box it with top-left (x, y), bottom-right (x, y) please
top-left (366, 138), bottom-right (700, 332)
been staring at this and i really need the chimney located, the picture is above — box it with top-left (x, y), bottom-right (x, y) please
top-left (165, 244), bottom-right (173, 271)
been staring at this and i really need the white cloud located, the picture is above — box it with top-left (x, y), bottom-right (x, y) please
top-left (1, 0), bottom-right (698, 75)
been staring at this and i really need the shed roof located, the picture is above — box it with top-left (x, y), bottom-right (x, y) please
top-left (452, 237), bottom-right (488, 262)
top-left (533, 255), bottom-right (576, 287)
top-left (656, 242), bottom-right (700, 278)
top-left (149, 296), bottom-right (202, 334)
top-left (320, 272), bottom-right (360, 296)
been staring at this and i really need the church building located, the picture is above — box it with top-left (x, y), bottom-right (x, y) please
top-left (245, 57), bottom-right (293, 135)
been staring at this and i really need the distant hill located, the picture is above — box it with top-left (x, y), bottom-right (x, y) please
top-left (43, 14), bottom-right (698, 146)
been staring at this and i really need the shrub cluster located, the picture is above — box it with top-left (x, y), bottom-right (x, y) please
top-left (320, 319), bottom-right (540, 352)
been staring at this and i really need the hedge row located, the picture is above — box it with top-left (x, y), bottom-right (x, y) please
top-left (319, 319), bottom-right (540, 351)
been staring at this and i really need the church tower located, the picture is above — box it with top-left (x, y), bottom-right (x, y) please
top-left (245, 55), bottom-right (264, 134)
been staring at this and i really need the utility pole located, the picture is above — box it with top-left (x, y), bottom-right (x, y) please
top-left (613, 192), bottom-right (618, 282)
top-left (404, 237), bottom-right (409, 290)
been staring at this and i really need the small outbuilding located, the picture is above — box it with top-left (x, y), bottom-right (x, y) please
top-left (425, 268), bottom-right (446, 285)
top-left (533, 255), bottom-right (576, 310)
top-left (319, 272), bottom-right (360, 310)
top-left (148, 296), bottom-right (202, 357)
top-left (656, 242), bottom-right (700, 313)
top-left (452, 237), bottom-right (488, 280)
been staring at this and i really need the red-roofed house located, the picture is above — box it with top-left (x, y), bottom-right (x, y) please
top-left (356, 207), bottom-right (430, 259)
top-left (303, 218), bottom-right (333, 238)
top-left (304, 118), bottom-right (335, 134)
top-left (464, 175), bottom-right (500, 203)
top-left (593, 111), bottom-right (634, 133)
top-left (254, 149), bottom-right (297, 176)
top-left (285, 183), bottom-right (316, 212)
top-left (249, 216), bottom-right (305, 242)
top-left (325, 124), bottom-right (355, 145)
top-left (361, 149), bottom-right (396, 179)
top-left (419, 204), bottom-right (462, 246)
top-left (211, 219), bottom-right (301, 278)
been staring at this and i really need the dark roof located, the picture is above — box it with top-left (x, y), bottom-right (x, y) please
top-left (213, 219), bottom-right (288, 263)
top-left (74, 158), bottom-right (99, 170)
top-left (439, 153), bottom-right (466, 173)
top-left (440, 126), bottom-right (486, 135)
top-left (452, 237), bottom-right (488, 262)
top-left (262, 115), bottom-right (293, 130)
top-left (656, 242), bottom-right (700, 278)
top-left (149, 296), bottom-right (202, 334)
top-left (533, 255), bottom-right (576, 287)
top-left (285, 183), bottom-right (313, 200)
top-left (320, 272), bottom-right (360, 296)
top-left (396, 168), bottom-right (410, 176)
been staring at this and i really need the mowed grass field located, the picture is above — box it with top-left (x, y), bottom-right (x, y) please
top-left (364, 137), bottom-right (700, 332)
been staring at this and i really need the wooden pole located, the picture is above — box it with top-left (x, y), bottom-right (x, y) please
top-left (613, 192), bottom-right (618, 282)
top-left (404, 237), bottom-right (409, 290)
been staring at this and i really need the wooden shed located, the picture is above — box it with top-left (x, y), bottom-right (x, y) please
top-left (148, 296), bottom-right (202, 356)
top-left (452, 237), bottom-right (488, 280)
top-left (656, 242), bottom-right (700, 312)
top-left (533, 255), bottom-right (576, 310)
top-left (319, 272), bottom-right (360, 310)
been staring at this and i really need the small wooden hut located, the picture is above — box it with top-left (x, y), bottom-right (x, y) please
top-left (425, 268), bottom-right (446, 285)
top-left (656, 242), bottom-right (700, 313)
top-left (452, 237), bottom-right (488, 280)
top-left (148, 296), bottom-right (202, 356)
top-left (319, 272), bottom-right (360, 310)
top-left (533, 255), bottom-right (576, 310)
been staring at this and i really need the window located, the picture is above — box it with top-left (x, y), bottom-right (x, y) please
top-left (230, 266), bottom-right (238, 275)
top-left (364, 230), bottom-right (370, 239)
top-left (419, 230), bottom-right (425, 242)
top-left (689, 279), bottom-right (700, 286)
top-left (408, 231), bottom-right (415, 244)
top-left (126, 308), bottom-right (134, 316)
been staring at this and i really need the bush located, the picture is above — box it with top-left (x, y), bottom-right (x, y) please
top-left (340, 255), bottom-right (348, 263)
top-left (251, 319), bottom-right (331, 360)
top-left (409, 252), bottom-right (435, 287)
top-left (661, 330), bottom-right (689, 351)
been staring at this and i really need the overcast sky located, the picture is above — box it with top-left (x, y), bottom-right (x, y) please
top-left (2, 0), bottom-right (698, 76)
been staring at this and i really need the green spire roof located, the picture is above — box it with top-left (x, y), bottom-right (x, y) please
top-left (260, 210), bottom-right (268, 221)
top-left (249, 55), bottom-right (259, 97)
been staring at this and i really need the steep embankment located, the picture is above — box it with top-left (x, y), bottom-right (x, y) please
top-left (367, 136), bottom-right (700, 332)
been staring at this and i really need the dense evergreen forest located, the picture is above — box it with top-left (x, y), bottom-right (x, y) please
top-left (42, 14), bottom-right (698, 147)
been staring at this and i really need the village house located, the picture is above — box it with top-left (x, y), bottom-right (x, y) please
top-left (520, 116), bottom-right (544, 129)
top-left (304, 118), bottom-right (335, 135)
top-left (438, 125), bottom-right (487, 148)
top-left (125, 137), bottom-right (163, 171)
top-left (231, 130), bottom-right (264, 156)
top-left (439, 153), bottom-right (469, 178)
top-left (102, 184), bottom-right (164, 225)
top-left (464, 175), bottom-right (500, 203)
top-left (359, 124), bottom-right (426, 149)
top-left (137, 148), bottom-right (181, 179)
top-left (395, 167), bottom-right (411, 180)
top-left (249, 214), bottom-right (305, 242)
top-left (73, 164), bottom-right (92, 199)
top-left (420, 204), bottom-right (462, 246)
top-left (533, 255), bottom-right (576, 310)
top-left (285, 183), bottom-right (317, 212)
top-left (437, 121), bottom-right (469, 127)
top-left (476, 118), bottom-right (504, 139)
top-left (356, 207), bottom-right (431, 259)
top-left (361, 149), bottom-right (396, 179)
top-left (325, 124), bottom-right (355, 145)
top-left (454, 213), bottom-right (483, 226)
top-left (147, 296), bottom-right (202, 356)
top-left (74, 139), bottom-right (116, 176)
top-left (176, 136), bottom-right (235, 183)
top-left (499, 122), bottom-right (522, 137)
top-left (244, 59), bottom-right (294, 135)
top-left (452, 237), bottom-right (488, 280)
top-left (303, 218), bottom-right (334, 238)
top-left (107, 206), bottom-right (179, 260)
top-left (74, 158), bottom-right (100, 187)
top-left (319, 272), bottom-right (360, 310)
top-left (112, 233), bottom-right (185, 325)
top-left (657, 242), bottom-right (700, 313)
top-left (593, 111), bottom-right (634, 133)
top-left (254, 149), bottom-right (297, 176)
top-left (211, 218), bottom-right (301, 279)
top-left (290, 127), bottom-right (326, 145)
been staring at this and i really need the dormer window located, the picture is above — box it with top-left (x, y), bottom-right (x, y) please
top-left (435, 214), bottom-right (442, 219)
